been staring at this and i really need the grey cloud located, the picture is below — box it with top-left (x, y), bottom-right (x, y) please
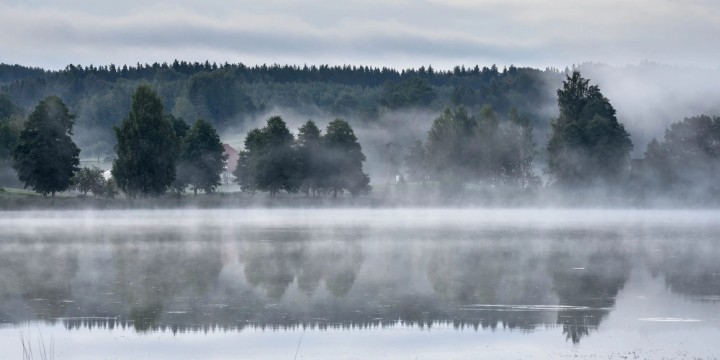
top-left (1, 1), bottom-right (720, 70)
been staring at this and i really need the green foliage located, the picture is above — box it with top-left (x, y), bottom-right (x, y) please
top-left (1, 62), bottom-right (561, 158)
top-left (0, 93), bottom-right (20, 120)
top-left (504, 109), bottom-right (540, 188)
top-left (234, 116), bottom-right (370, 197)
top-left (168, 114), bottom-right (190, 139)
top-left (186, 70), bottom-right (255, 126)
top-left (176, 119), bottom-right (228, 195)
top-left (643, 115), bottom-right (720, 196)
top-left (234, 116), bottom-right (297, 196)
top-left (12, 96), bottom-right (80, 196)
top-left (0, 118), bottom-right (24, 162)
top-left (422, 105), bottom-right (539, 193)
top-left (72, 166), bottom-right (105, 196)
top-left (547, 71), bottom-right (632, 187)
top-left (112, 85), bottom-right (178, 197)
top-left (381, 78), bottom-right (436, 109)
top-left (426, 107), bottom-right (475, 183)
top-left (103, 177), bottom-right (119, 198)
top-left (296, 120), bottom-right (323, 195)
top-left (323, 119), bottom-right (371, 196)
top-left (234, 129), bottom-right (262, 193)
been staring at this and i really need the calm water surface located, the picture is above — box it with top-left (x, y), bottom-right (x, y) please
top-left (1, 209), bottom-right (719, 359)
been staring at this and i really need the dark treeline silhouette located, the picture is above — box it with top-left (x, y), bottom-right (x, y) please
top-left (0, 61), bottom-right (549, 89)
top-left (235, 116), bottom-right (370, 197)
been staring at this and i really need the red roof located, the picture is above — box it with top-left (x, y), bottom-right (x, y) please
top-left (223, 144), bottom-right (239, 173)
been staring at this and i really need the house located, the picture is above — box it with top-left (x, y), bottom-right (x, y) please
top-left (223, 144), bottom-right (239, 182)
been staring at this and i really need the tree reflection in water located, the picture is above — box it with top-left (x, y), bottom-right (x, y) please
top-left (0, 215), bottom-right (718, 344)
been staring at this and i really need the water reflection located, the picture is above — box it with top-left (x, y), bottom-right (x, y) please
top-left (0, 209), bottom-right (719, 345)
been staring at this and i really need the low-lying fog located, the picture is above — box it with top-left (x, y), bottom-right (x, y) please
top-left (1, 208), bottom-right (719, 359)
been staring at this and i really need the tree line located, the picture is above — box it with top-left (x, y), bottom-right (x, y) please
top-left (2, 71), bottom-right (720, 203)
top-left (400, 70), bottom-right (720, 202)
top-left (3, 84), bottom-right (370, 198)
top-left (0, 62), bottom-right (559, 158)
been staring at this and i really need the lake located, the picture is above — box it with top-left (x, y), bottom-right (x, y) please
top-left (1, 208), bottom-right (719, 359)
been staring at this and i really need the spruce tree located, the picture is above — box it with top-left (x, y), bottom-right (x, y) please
top-left (112, 85), bottom-right (177, 197)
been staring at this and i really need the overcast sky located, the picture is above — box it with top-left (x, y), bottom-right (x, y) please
top-left (1, 0), bottom-right (718, 70)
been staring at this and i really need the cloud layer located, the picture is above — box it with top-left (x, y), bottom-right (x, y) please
top-left (1, 0), bottom-right (719, 69)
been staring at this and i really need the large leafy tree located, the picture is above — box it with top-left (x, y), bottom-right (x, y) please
top-left (12, 96), bottom-right (80, 196)
top-left (502, 109), bottom-right (539, 188)
top-left (176, 119), bottom-right (228, 195)
top-left (644, 115), bottom-right (720, 197)
top-left (547, 71), bottom-right (632, 187)
top-left (234, 129), bottom-right (263, 193)
top-left (421, 106), bottom-right (539, 193)
top-left (234, 116), bottom-right (297, 196)
top-left (72, 166), bottom-right (106, 197)
top-left (426, 107), bottom-right (475, 182)
top-left (296, 120), bottom-right (323, 196)
top-left (323, 119), bottom-right (370, 197)
top-left (112, 85), bottom-right (178, 197)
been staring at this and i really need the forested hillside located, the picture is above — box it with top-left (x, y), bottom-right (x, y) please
top-left (0, 62), bottom-right (563, 158)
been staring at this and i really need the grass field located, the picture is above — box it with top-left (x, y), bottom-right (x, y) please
top-left (0, 187), bottom-right (40, 197)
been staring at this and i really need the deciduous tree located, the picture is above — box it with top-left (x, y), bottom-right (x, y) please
top-left (296, 120), bottom-right (323, 196)
top-left (323, 119), bottom-right (370, 197)
top-left (176, 119), bottom-right (228, 195)
top-left (234, 116), bottom-right (297, 196)
top-left (73, 166), bottom-right (106, 196)
top-left (12, 96), bottom-right (80, 196)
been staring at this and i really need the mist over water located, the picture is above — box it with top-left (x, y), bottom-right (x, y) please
top-left (1, 208), bottom-right (719, 359)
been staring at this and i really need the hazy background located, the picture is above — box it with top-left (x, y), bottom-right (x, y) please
top-left (2, 0), bottom-right (720, 187)
top-left (1, 0), bottom-right (719, 70)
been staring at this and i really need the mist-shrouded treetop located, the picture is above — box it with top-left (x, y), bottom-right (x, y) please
top-left (0, 62), bottom-right (560, 159)
top-left (426, 107), bottom-right (475, 186)
top-left (643, 115), bottom-right (720, 198)
top-left (235, 116), bottom-right (370, 197)
top-left (323, 118), bottom-right (370, 197)
top-left (235, 116), bottom-right (297, 197)
top-left (72, 165), bottom-right (106, 197)
top-left (12, 96), bottom-right (80, 196)
top-left (296, 119), bottom-right (323, 196)
top-left (112, 85), bottom-right (178, 197)
top-left (421, 105), bottom-right (539, 193)
top-left (176, 119), bottom-right (228, 195)
top-left (547, 71), bottom-right (632, 187)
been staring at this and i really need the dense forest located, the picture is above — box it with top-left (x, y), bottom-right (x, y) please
top-left (0, 61), bottom-right (562, 158)
top-left (2, 61), bottom-right (720, 203)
